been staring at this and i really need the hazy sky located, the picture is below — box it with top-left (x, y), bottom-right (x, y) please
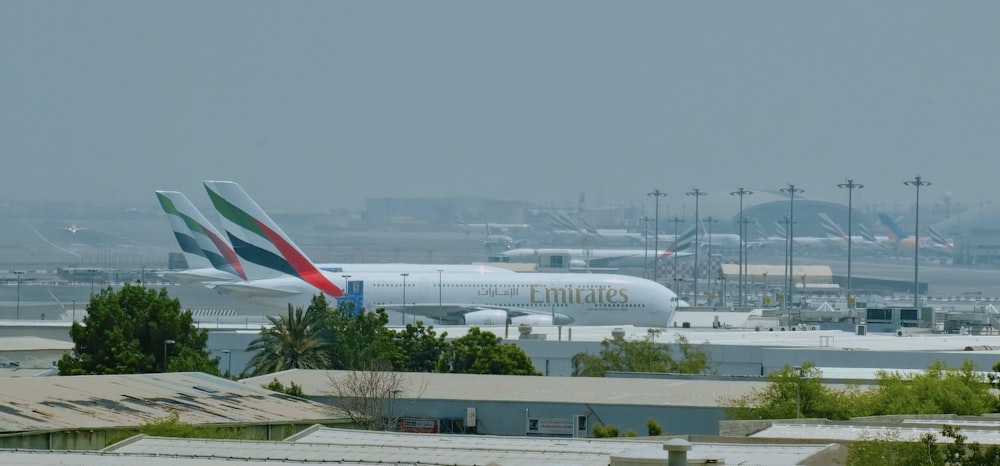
top-left (2, 1), bottom-right (998, 216)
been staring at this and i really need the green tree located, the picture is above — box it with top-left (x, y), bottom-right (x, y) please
top-left (570, 334), bottom-right (710, 377)
top-left (323, 304), bottom-right (404, 370)
top-left (845, 425), bottom-right (1000, 466)
top-left (245, 296), bottom-right (331, 376)
top-left (393, 320), bottom-right (448, 372)
top-left (264, 378), bottom-right (306, 398)
top-left (865, 360), bottom-right (998, 416)
top-left (436, 327), bottom-right (541, 375)
top-left (725, 362), bottom-right (864, 421)
top-left (58, 284), bottom-right (218, 375)
top-left (725, 360), bottom-right (998, 421)
top-left (647, 418), bottom-right (662, 436)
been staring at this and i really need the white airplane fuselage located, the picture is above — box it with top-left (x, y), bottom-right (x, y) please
top-left (210, 270), bottom-right (678, 327)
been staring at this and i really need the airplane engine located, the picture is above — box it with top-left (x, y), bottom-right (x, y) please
top-left (510, 313), bottom-right (574, 326)
top-left (509, 315), bottom-right (552, 326)
top-left (462, 309), bottom-right (508, 325)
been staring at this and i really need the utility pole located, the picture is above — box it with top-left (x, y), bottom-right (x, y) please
top-left (686, 188), bottom-right (707, 305)
top-left (704, 216), bottom-right (719, 303)
top-left (780, 184), bottom-right (804, 312)
top-left (904, 176), bottom-right (931, 308)
top-left (667, 215), bottom-right (685, 290)
top-left (641, 216), bottom-right (650, 279)
top-left (730, 188), bottom-right (753, 306)
top-left (647, 189), bottom-right (668, 284)
top-left (837, 179), bottom-right (864, 310)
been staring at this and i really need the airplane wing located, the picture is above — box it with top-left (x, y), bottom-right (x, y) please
top-left (381, 302), bottom-right (574, 326)
top-left (205, 282), bottom-right (306, 299)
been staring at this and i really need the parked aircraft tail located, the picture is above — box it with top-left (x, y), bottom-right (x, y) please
top-left (660, 224), bottom-right (697, 258)
top-left (156, 191), bottom-right (247, 280)
top-left (877, 213), bottom-right (909, 244)
top-left (927, 225), bottom-right (954, 251)
top-left (818, 213), bottom-right (849, 241)
top-left (203, 181), bottom-right (344, 298)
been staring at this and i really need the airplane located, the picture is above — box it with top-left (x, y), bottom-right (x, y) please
top-left (203, 180), bottom-right (680, 327)
top-left (65, 224), bottom-right (88, 234)
top-left (157, 191), bottom-right (517, 283)
top-left (877, 213), bottom-right (932, 253)
top-left (772, 221), bottom-right (832, 249)
top-left (455, 215), bottom-right (530, 234)
top-left (456, 216), bottom-right (524, 251)
top-left (156, 191), bottom-right (249, 284)
top-left (927, 225), bottom-right (954, 252)
top-left (494, 224), bottom-right (697, 270)
top-left (817, 213), bottom-right (889, 253)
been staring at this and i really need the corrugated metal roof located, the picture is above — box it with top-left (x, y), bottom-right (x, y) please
top-left (101, 427), bottom-right (842, 465)
top-left (0, 336), bottom-right (74, 352)
top-left (243, 370), bottom-right (775, 407)
top-left (753, 422), bottom-right (1000, 444)
top-left (0, 372), bottom-right (344, 433)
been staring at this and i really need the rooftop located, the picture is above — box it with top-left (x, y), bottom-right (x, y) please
top-left (0, 372), bottom-right (343, 433)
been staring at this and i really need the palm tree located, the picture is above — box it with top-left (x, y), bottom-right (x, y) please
top-left (245, 301), bottom-right (330, 376)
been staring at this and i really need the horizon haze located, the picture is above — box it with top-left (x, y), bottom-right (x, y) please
top-left (3, 1), bottom-right (998, 217)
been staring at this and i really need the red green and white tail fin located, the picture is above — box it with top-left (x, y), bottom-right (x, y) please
top-left (203, 180), bottom-right (343, 298)
top-left (156, 190), bottom-right (247, 280)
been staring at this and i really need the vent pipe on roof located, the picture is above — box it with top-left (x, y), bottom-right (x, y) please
top-left (664, 438), bottom-right (692, 466)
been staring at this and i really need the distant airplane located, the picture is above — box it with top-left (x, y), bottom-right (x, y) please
top-left (203, 180), bottom-right (680, 326)
top-left (817, 213), bottom-right (888, 252)
top-left (772, 221), bottom-right (831, 249)
top-left (877, 213), bottom-right (930, 252)
top-left (495, 224), bottom-right (697, 270)
top-left (927, 225), bottom-right (954, 251)
top-left (456, 216), bottom-right (525, 251)
top-left (65, 224), bottom-right (88, 234)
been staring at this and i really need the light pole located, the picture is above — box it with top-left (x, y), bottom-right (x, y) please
top-left (837, 179), bottom-right (864, 309)
top-left (163, 339), bottom-right (175, 372)
top-left (641, 216), bottom-right (650, 279)
top-left (14, 270), bottom-right (24, 320)
top-left (400, 273), bottom-right (409, 325)
top-left (221, 349), bottom-right (232, 377)
top-left (686, 188), bottom-right (707, 305)
top-left (794, 365), bottom-right (803, 419)
top-left (704, 216), bottom-right (718, 302)
top-left (780, 184), bottom-right (804, 310)
top-left (762, 271), bottom-right (768, 306)
top-left (647, 189), bottom-right (668, 284)
top-left (72, 299), bottom-right (76, 322)
top-left (730, 188), bottom-right (753, 307)
top-left (780, 216), bottom-right (792, 310)
top-left (668, 215), bottom-right (685, 285)
top-left (437, 269), bottom-right (443, 311)
top-left (739, 217), bottom-right (753, 307)
top-left (905, 176), bottom-right (931, 308)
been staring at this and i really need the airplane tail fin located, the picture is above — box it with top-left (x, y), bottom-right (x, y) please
top-left (858, 223), bottom-right (877, 243)
top-left (156, 191), bottom-right (247, 279)
top-left (773, 222), bottom-right (788, 240)
top-left (156, 192), bottom-right (213, 270)
top-left (660, 224), bottom-right (697, 258)
top-left (877, 213), bottom-right (909, 244)
top-left (818, 213), bottom-right (849, 241)
top-left (753, 222), bottom-right (770, 240)
top-left (927, 225), bottom-right (954, 250)
top-left (203, 181), bottom-right (343, 297)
